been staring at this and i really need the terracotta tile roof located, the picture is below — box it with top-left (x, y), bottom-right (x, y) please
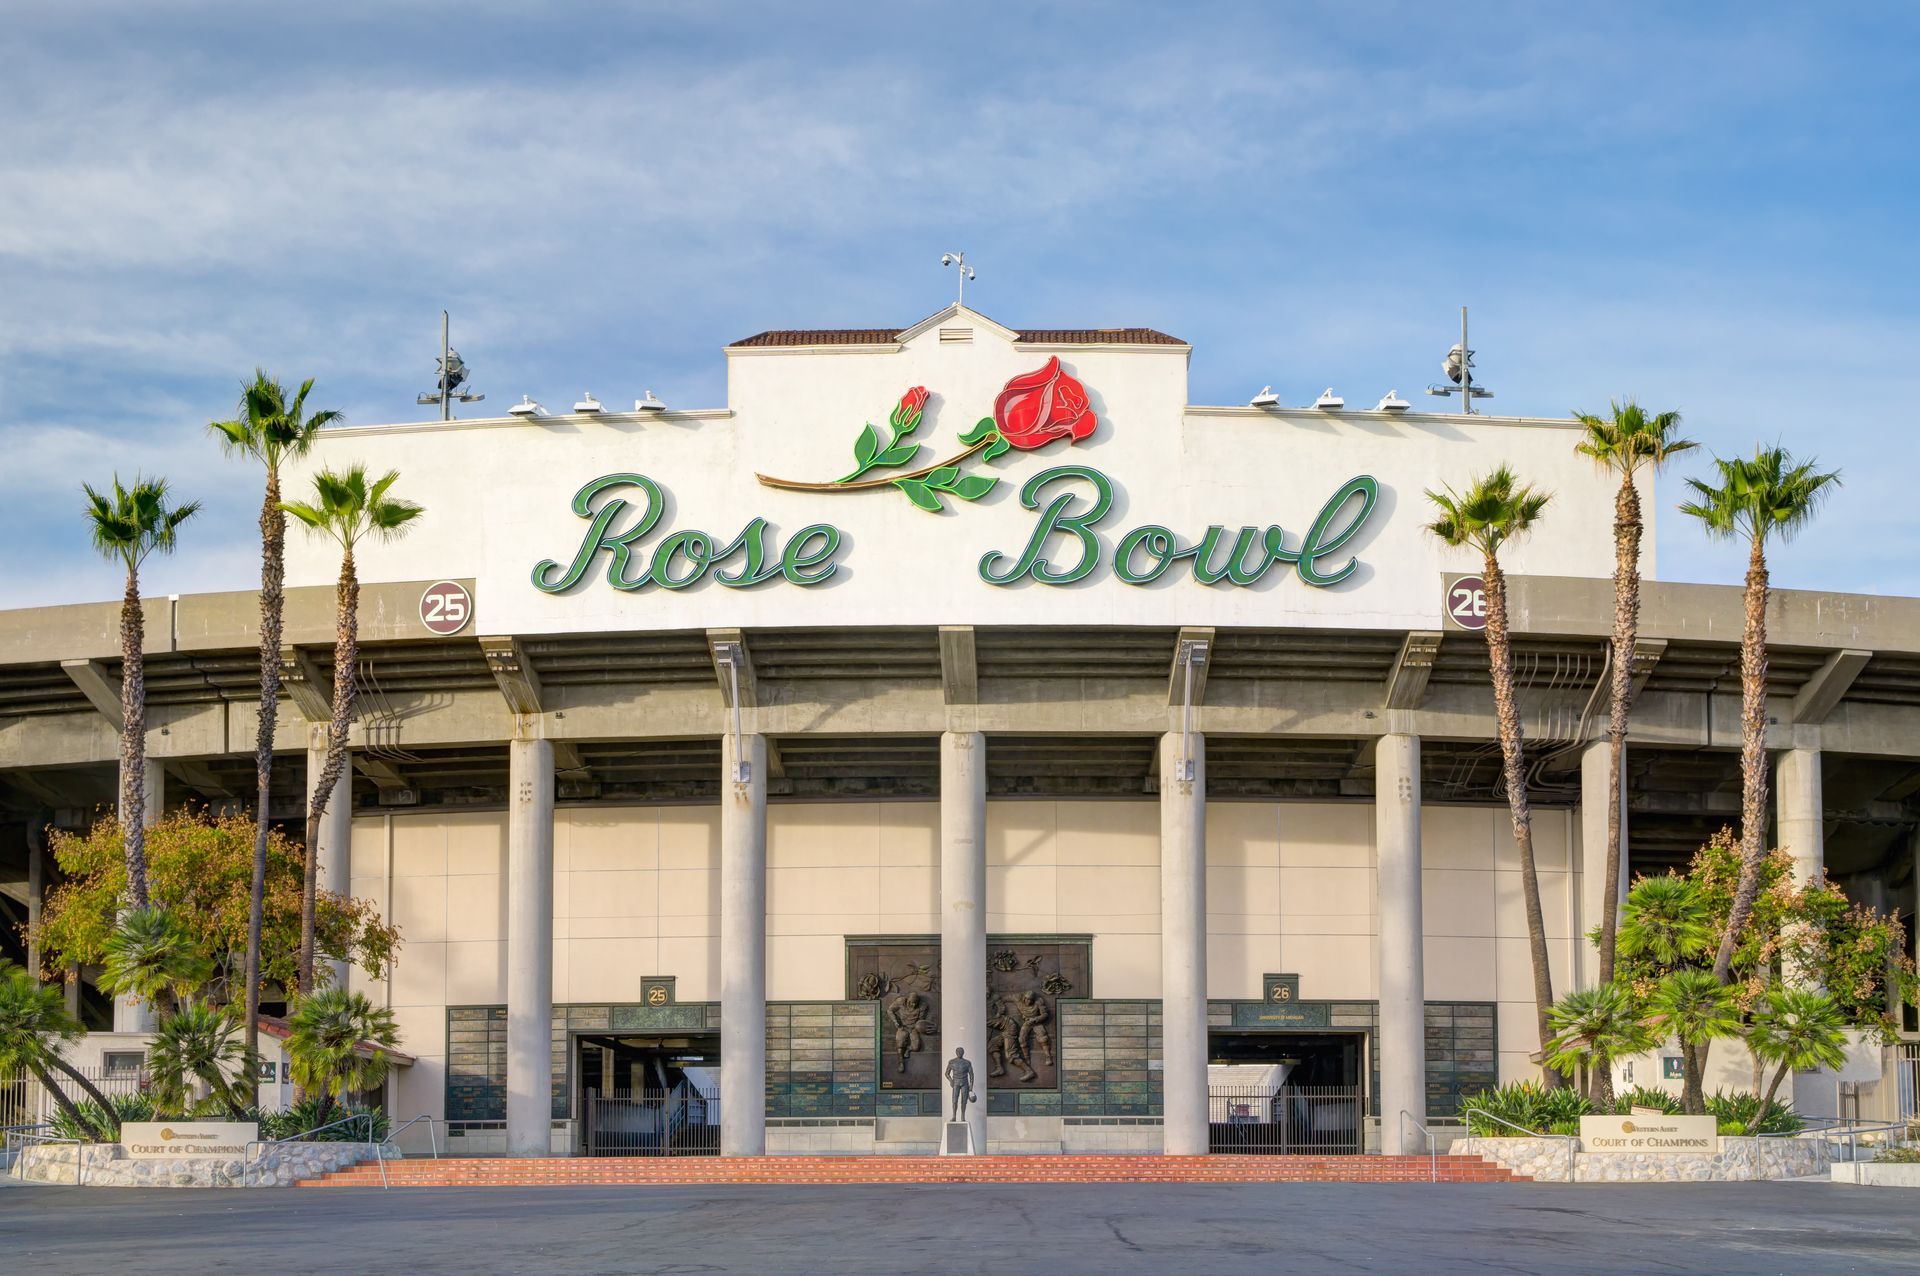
top-left (256, 1013), bottom-right (417, 1065)
top-left (728, 326), bottom-right (1185, 348)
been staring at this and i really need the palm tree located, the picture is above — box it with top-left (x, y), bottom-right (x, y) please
top-left (1617, 875), bottom-right (1715, 970)
top-left (1679, 447), bottom-right (1840, 983)
top-left (97, 907), bottom-right (212, 1019)
top-left (81, 477), bottom-right (201, 909)
top-left (210, 373), bottom-right (342, 1061)
top-left (1427, 466), bottom-right (1560, 1083)
top-left (285, 987), bottom-right (401, 1126)
top-left (0, 966), bottom-right (120, 1140)
top-left (1572, 403), bottom-right (1694, 985)
top-left (1645, 969), bottom-right (1740, 1114)
top-left (147, 1003), bottom-right (252, 1118)
top-left (282, 466), bottom-right (423, 994)
top-left (1743, 986), bottom-right (1848, 1133)
top-left (1544, 982), bottom-right (1654, 1103)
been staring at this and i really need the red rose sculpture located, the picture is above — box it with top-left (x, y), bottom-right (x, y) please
top-left (993, 356), bottom-right (1097, 450)
top-left (893, 386), bottom-right (929, 431)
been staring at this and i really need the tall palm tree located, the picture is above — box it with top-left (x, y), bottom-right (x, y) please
top-left (1426, 466), bottom-right (1561, 1083)
top-left (282, 466), bottom-right (423, 994)
top-left (210, 373), bottom-right (341, 1060)
top-left (285, 987), bottom-right (401, 1126)
top-left (82, 476), bottom-right (201, 909)
top-left (1645, 969), bottom-right (1739, 1114)
top-left (1543, 982), bottom-right (1654, 1103)
top-left (1679, 447), bottom-right (1840, 983)
top-left (1572, 402), bottom-right (1694, 984)
top-left (1743, 986), bottom-right (1848, 1133)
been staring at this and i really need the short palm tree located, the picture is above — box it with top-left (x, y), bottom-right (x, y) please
top-left (1679, 447), bottom-right (1840, 983)
top-left (1427, 466), bottom-right (1560, 1083)
top-left (97, 907), bottom-right (212, 1018)
top-left (283, 466), bottom-right (423, 993)
top-left (1645, 969), bottom-right (1740, 1114)
top-left (1617, 875), bottom-right (1715, 969)
top-left (1743, 986), bottom-right (1848, 1133)
top-left (147, 1002), bottom-right (252, 1118)
top-left (1572, 403), bottom-right (1693, 985)
top-left (1544, 982), bottom-right (1654, 1104)
top-left (81, 476), bottom-right (201, 908)
top-left (210, 372), bottom-right (342, 1061)
top-left (0, 966), bottom-right (120, 1140)
top-left (285, 987), bottom-right (401, 1126)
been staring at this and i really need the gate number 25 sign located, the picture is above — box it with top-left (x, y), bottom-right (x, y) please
top-left (420, 581), bottom-right (473, 636)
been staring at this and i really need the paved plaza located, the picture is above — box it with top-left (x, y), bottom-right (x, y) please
top-left (4, 1180), bottom-right (1917, 1274)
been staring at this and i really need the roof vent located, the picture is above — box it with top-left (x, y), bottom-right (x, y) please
top-left (938, 327), bottom-right (974, 345)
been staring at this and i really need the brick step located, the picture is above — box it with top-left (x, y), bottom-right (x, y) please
top-left (301, 1154), bottom-right (1524, 1188)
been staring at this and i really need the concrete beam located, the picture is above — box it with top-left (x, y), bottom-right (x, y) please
top-left (1794, 649), bottom-right (1872, 725)
top-left (353, 753), bottom-right (412, 792)
top-left (1629, 638), bottom-right (1668, 701)
top-left (707, 629), bottom-right (756, 709)
top-left (480, 636), bottom-right (546, 717)
top-left (165, 758), bottom-right (234, 800)
top-left (1168, 627), bottom-right (1214, 708)
top-left (1383, 632), bottom-right (1443, 710)
top-left (279, 646), bottom-right (333, 721)
top-left (59, 659), bottom-right (120, 722)
top-left (938, 626), bottom-right (977, 706)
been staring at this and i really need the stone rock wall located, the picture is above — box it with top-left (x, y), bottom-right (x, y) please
top-left (1458, 1135), bottom-right (1843, 1183)
top-left (15, 1140), bottom-right (396, 1188)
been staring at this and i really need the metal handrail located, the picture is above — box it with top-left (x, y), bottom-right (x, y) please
top-left (1757, 1116), bottom-right (1909, 1164)
top-left (1462, 1107), bottom-right (1578, 1182)
top-left (6, 1129), bottom-right (85, 1185)
top-left (373, 1115), bottom-right (444, 1189)
top-left (242, 1112), bottom-right (377, 1187)
top-left (1397, 1110), bottom-right (1440, 1182)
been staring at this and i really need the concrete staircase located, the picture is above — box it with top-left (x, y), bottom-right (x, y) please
top-left (300, 1153), bottom-right (1528, 1188)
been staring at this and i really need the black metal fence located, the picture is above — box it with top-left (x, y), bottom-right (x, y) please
top-left (1208, 1085), bottom-right (1363, 1155)
top-left (582, 1084), bottom-right (720, 1157)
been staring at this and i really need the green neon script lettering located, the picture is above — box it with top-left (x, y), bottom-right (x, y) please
top-left (1295, 475), bottom-right (1379, 587)
top-left (532, 473), bottom-right (664, 593)
top-left (979, 465), bottom-right (1112, 585)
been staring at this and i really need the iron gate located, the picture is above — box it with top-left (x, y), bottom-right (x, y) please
top-left (582, 1084), bottom-right (720, 1157)
top-left (1208, 1085), bottom-right (1364, 1155)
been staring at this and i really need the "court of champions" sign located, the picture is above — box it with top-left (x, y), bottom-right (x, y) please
top-left (1578, 1114), bottom-right (1717, 1154)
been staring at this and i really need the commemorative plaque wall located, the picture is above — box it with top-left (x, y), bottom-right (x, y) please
top-left (847, 938), bottom-right (1091, 1092)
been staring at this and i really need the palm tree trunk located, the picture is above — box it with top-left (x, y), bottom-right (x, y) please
top-left (1712, 536), bottom-right (1771, 984)
top-left (119, 566), bottom-right (150, 909)
top-left (1482, 558), bottom-right (1562, 1087)
top-left (26, 1058), bottom-right (105, 1142)
top-left (47, 1054), bottom-right (121, 1137)
top-left (1597, 476), bottom-right (1641, 984)
top-left (297, 547), bottom-right (357, 996)
top-left (1680, 1042), bottom-right (1705, 1115)
top-left (243, 471), bottom-right (284, 1062)
top-left (1750, 1062), bottom-right (1790, 1133)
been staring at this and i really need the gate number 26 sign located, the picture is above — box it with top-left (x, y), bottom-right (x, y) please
top-left (1445, 575), bottom-right (1488, 632)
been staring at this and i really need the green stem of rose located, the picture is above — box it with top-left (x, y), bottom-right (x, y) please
top-left (760, 435), bottom-right (995, 493)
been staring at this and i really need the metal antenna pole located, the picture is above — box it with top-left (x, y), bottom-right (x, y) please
top-left (1459, 307), bottom-right (1471, 416)
top-left (440, 310), bottom-right (452, 421)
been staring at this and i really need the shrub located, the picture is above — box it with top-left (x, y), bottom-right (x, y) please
top-left (1717, 1119), bottom-right (1746, 1136)
top-left (1460, 1082), bottom-right (1595, 1136)
top-left (259, 1096), bottom-right (387, 1142)
top-left (1613, 1086), bottom-right (1683, 1115)
top-left (1703, 1089), bottom-right (1800, 1136)
top-left (1872, 1145), bottom-right (1920, 1163)
top-left (49, 1092), bottom-right (155, 1142)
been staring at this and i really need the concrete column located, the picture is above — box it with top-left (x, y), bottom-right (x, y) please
top-left (26, 817), bottom-right (45, 978)
top-left (1777, 747), bottom-right (1824, 887)
top-left (1577, 741), bottom-right (1627, 989)
top-left (720, 732), bottom-right (768, 1156)
top-left (307, 736), bottom-right (353, 991)
top-left (505, 737), bottom-right (555, 1158)
top-left (114, 757), bottom-right (165, 1033)
top-left (940, 731), bottom-right (988, 1153)
top-left (1159, 731), bottom-right (1207, 1156)
top-left (1375, 734), bottom-right (1426, 1153)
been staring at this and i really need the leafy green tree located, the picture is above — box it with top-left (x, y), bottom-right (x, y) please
top-left (1743, 987), bottom-right (1849, 1133)
top-left (1572, 402), bottom-right (1694, 986)
top-left (0, 965), bottom-right (120, 1140)
top-left (1427, 465), bottom-right (1560, 1083)
top-left (286, 988), bottom-right (401, 1126)
top-left (209, 372), bottom-right (342, 1061)
top-left (98, 907), bottom-right (212, 1019)
top-left (282, 466), bottom-right (423, 994)
top-left (80, 476), bottom-right (201, 908)
top-left (1544, 982), bottom-right (1655, 1104)
top-left (146, 1003), bottom-right (252, 1118)
top-left (1678, 447), bottom-right (1840, 984)
top-left (1645, 970), bottom-right (1740, 1114)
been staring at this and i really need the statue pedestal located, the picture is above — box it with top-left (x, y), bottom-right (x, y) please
top-left (942, 1121), bottom-right (977, 1156)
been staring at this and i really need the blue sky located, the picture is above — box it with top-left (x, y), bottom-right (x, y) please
top-left (3, 1), bottom-right (1916, 606)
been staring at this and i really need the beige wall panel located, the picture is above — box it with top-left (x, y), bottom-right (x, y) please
top-left (1093, 933), bottom-right (1160, 999)
top-left (391, 940), bottom-right (447, 1008)
top-left (349, 817), bottom-right (386, 880)
top-left (879, 864), bottom-right (937, 918)
top-left (567, 869), bottom-right (658, 924)
top-left (392, 1057), bottom-right (446, 1122)
top-left (1494, 937), bottom-right (1571, 1005)
top-left (442, 811), bottom-right (507, 876)
top-left (564, 808), bottom-right (659, 872)
top-left (658, 806), bottom-right (721, 870)
top-left (1497, 1051), bottom-right (1539, 1085)
top-left (1421, 806), bottom-right (1499, 871)
top-left (656, 868), bottom-right (719, 936)
top-left (1056, 863), bottom-right (1158, 924)
top-left (1277, 803), bottom-right (1371, 866)
top-left (988, 862), bottom-right (1058, 928)
top-left (348, 872), bottom-right (389, 919)
top-left (1492, 869), bottom-right (1574, 941)
top-left (767, 934), bottom-right (845, 1001)
top-left (1422, 868), bottom-right (1496, 938)
top-left (1490, 807), bottom-right (1571, 873)
top-left (1497, 1000), bottom-right (1548, 1057)
top-left (1205, 801), bottom-right (1280, 868)
top-left (445, 872), bottom-right (503, 943)
top-left (391, 817), bottom-right (447, 878)
top-left (1055, 801), bottom-right (1159, 866)
top-left (987, 801), bottom-right (1057, 869)
top-left (658, 936), bottom-right (720, 1001)
top-left (444, 939), bottom-right (505, 1004)
top-left (877, 802), bottom-right (938, 867)
top-left (1422, 936), bottom-right (1497, 1000)
top-left (1281, 933), bottom-right (1375, 1000)
top-left (1207, 863), bottom-right (1280, 918)
top-left (769, 802), bottom-right (882, 868)
top-left (393, 874), bottom-right (449, 945)
top-left (1207, 932), bottom-right (1278, 1000)
top-left (1280, 865), bottom-right (1376, 931)
top-left (769, 865), bottom-right (880, 920)
top-left (564, 937), bottom-right (657, 1004)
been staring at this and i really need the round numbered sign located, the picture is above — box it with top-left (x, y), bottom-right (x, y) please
top-left (1446, 575), bottom-right (1488, 631)
top-left (419, 580), bottom-right (472, 636)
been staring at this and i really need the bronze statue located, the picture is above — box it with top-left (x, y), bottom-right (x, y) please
top-left (986, 996), bottom-right (1037, 1082)
top-left (1014, 991), bottom-right (1055, 1067)
top-left (945, 1047), bottom-right (976, 1123)
top-left (887, 990), bottom-right (934, 1072)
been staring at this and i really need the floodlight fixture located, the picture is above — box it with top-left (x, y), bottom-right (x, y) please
top-left (1250, 386), bottom-right (1280, 408)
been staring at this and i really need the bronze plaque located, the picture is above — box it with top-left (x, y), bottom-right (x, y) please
top-left (848, 938), bottom-right (1090, 1091)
